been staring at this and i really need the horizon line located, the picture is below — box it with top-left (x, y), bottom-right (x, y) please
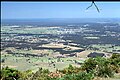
top-left (2, 17), bottom-right (120, 20)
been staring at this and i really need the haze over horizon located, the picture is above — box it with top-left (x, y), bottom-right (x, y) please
top-left (1, 2), bottom-right (120, 19)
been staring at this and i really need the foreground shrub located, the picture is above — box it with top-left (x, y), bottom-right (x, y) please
top-left (58, 71), bottom-right (94, 80)
top-left (0, 66), bottom-right (21, 80)
top-left (95, 57), bottom-right (114, 77)
top-left (48, 71), bottom-right (65, 78)
top-left (59, 64), bottom-right (82, 74)
top-left (95, 64), bottom-right (114, 78)
top-left (109, 53), bottom-right (120, 73)
top-left (81, 57), bottom-right (116, 78)
top-left (19, 70), bottom-right (33, 80)
top-left (30, 68), bottom-right (50, 80)
top-left (81, 58), bottom-right (97, 72)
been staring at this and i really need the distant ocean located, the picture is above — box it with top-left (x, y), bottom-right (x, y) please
top-left (1, 18), bottom-right (120, 26)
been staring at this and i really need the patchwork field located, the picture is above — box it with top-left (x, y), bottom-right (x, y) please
top-left (1, 22), bottom-right (120, 77)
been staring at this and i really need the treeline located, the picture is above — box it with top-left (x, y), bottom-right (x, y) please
top-left (1, 53), bottom-right (120, 80)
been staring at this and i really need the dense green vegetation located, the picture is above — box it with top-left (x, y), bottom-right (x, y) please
top-left (1, 53), bottom-right (120, 80)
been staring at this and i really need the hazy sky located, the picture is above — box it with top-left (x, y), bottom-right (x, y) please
top-left (1, 2), bottom-right (120, 19)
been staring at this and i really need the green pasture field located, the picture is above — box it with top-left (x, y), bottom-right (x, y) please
top-left (1, 53), bottom-right (85, 72)
top-left (91, 44), bottom-right (120, 53)
top-left (1, 26), bottom-right (59, 34)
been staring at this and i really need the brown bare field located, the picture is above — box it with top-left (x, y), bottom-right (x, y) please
top-left (41, 43), bottom-right (65, 48)
top-left (41, 43), bottom-right (83, 50)
top-left (76, 50), bottom-right (93, 58)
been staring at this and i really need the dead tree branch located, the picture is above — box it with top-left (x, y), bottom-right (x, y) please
top-left (86, 1), bottom-right (100, 13)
